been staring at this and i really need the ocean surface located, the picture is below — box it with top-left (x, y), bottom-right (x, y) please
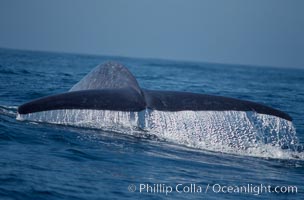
top-left (0, 48), bottom-right (304, 199)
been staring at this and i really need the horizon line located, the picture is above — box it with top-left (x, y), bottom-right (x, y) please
top-left (0, 46), bottom-right (303, 70)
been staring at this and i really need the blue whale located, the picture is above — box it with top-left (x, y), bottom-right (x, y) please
top-left (17, 62), bottom-right (300, 158)
top-left (18, 62), bottom-right (291, 121)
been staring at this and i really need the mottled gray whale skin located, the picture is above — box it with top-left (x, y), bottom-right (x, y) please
top-left (18, 62), bottom-right (292, 121)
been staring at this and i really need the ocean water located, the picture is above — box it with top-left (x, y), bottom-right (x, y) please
top-left (0, 48), bottom-right (304, 199)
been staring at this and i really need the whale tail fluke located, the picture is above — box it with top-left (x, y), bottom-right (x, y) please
top-left (17, 62), bottom-right (292, 121)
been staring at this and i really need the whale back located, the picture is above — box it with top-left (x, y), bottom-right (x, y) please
top-left (69, 62), bottom-right (141, 94)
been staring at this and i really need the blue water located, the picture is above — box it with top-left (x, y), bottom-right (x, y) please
top-left (0, 48), bottom-right (304, 199)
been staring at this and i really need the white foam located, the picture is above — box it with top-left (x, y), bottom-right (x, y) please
top-left (16, 109), bottom-right (303, 159)
top-left (17, 109), bottom-right (142, 134)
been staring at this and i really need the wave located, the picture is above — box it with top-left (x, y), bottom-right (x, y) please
top-left (16, 109), bottom-right (304, 160)
top-left (0, 67), bottom-right (31, 75)
top-left (0, 105), bottom-right (18, 117)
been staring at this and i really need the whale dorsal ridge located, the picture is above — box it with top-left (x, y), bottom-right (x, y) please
top-left (69, 61), bottom-right (141, 94)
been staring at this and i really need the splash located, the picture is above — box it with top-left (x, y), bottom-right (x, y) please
top-left (143, 110), bottom-right (302, 159)
top-left (16, 109), bottom-right (303, 159)
top-left (17, 109), bottom-right (141, 134)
